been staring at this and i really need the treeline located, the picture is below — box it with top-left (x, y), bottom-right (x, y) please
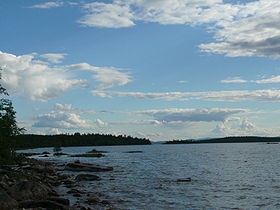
top-left (10, 133), bottom-right (151, 149)
top-left (165, 136), bottom-right (280, 144)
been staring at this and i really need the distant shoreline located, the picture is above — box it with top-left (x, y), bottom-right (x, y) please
top-left (11, 133), bottom-right (151, 150)
top-left (164, 136), bottom-right (280, 144)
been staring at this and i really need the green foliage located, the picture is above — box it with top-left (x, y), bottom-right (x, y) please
top-left (0, 68), bottom-right (24, 164)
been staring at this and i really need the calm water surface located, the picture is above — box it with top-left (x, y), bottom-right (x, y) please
top-left (23, 143), bottom-right (280, 209)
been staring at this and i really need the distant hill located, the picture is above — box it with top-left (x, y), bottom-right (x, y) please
top-left (164, 136), bottom-right (280, 144)
top-left (10, 133), bottom-right (151, 149)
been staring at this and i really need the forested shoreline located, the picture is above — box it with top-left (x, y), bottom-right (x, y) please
top-left (10, 133), bottom-right (151, 149)
top-left (165, 136), bottom-right (280, 144)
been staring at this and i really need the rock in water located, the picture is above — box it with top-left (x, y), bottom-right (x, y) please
top-left (75, 174), bottom-right (101, 181)
top-left (176, 177), bottom-right (191, 182)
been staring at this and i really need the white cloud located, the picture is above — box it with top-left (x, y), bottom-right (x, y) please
top-left (220, 77), bottom-right (247, 84)
top-left (40, 53), bottom-right (66, 64)
top-left (96, 118), bottom-right (108, 127)
top-left (91, 89), bottom-right (280, 102)
top-left (256, 75), bottom-right (280, 84)
top-left (135, 108), bottom-right (246, 123)
top-left (78, 2), bottom-right (135, 28)
top-left (0, 51), bottom-right (131, 101)
top-left (78, 0), bottom-right (227, 28)
top-left (220, 75), bottom-right (280, 84)
top-left (77, 0), bottom-right (280, 59)
top-left (91, 90), bottom-right (190, 100)
top-left (212, 117), bottom-right (259, 137)
top-left (240, 118), bottom-right (255, 131)
top-left (29, 1), bottom-right (64, 9)
top-left (200, 0), bottom-right (280, 58)
top-left (33, 103), bottom-right (92, 129)
top-left (0, 51), bottom-right (85, 102)
top-left (66, 63), bottom-right (132, 90)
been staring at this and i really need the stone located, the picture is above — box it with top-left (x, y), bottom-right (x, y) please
top-left (67, 188), bottom-right (84, 194)
top-left (48, 197), bottom-right (70, 206)
top-left (87, 197), bottom-right (101, 204)
top-left (0, 189), bottom-right (18, 210)
top-left (75, 174), bottom-right (101, 181)
top-left (176, 177), bottom-right (191, 182)
top-left (9, 180), bottom-right (53, 201)
top-left (19, 200), bottom-right (67, 210)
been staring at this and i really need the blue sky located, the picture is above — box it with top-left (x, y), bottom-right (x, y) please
top-left (1, 0), bottom-right (280, 140)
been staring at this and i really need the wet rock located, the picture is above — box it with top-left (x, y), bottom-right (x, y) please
top-left (67, 188), bottom-right (84, 194)
top-left (176, 177), bottom-right (191, 182)
top-left (18, 200), bottom-right (67, 210)
top-left (0, 188), bottom-right (18, 210)
top-left (73, 193), bottom-right (82, 197)
top-left (58, 173), bottom-right (71, 180)
top-left (70, 153), bottom-right (104, 158)
top-left (101, 200), bottom-right (110, 205)
top-left (75, 174), bottom-right (101, 181)
top-left (9, 180), bottom-right (53, 201)
top-left (87, 197), bottom-right (101, 204)
top-left (125, 151), bottom-right (143, 153)
top-left (62, 177), bottom-right (75, 184)
top-left (48, 196), bottom-right (70, 206)
top-left (0, 168), bottom-right (9, 174)
top-left (40, 154), bottom-right (50, 157)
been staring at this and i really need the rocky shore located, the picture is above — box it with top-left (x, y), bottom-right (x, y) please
top-left (0, 154), bottom-right (115, 210)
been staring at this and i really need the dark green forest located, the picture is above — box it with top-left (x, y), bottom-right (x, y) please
top-left (165, 136), bottom-right (280, 144)
top-left (10, 133), bottom-right (151, 149)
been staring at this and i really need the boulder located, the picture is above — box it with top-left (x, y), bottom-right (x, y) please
top-left (9, 180), bottom-right (53, 201)
top-left (0, 189), bottom-right (18, 210)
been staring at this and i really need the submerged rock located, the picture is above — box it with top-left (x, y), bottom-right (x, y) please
top-left (125, 151), bottom-right (143, 153)
top-left (75, 174), bottom-right (101, 181)
top-left (176, 177), bottom-right (192, 182)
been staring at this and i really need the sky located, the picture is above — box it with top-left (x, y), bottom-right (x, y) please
top-left (1, 0), bottom-right (280, 141)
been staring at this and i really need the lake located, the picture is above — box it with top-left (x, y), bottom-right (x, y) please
top-left (22, 143), bottom-right (280, 209)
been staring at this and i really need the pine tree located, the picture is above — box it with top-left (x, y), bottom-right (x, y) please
top-left (0, 68), bottom-right (24, 164)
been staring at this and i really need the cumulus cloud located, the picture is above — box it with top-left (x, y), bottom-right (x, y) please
top-left (135, 108), bottom-right (246, 123)
top-left (91, 89), bottom-right (280, 102)
top-left (33, 103), bottom-right (92, 129)
top-left (0, 51), bottom-right (85, 102)
top-left (212, 117), bottom-right (258, 137)
top-left (79, 2), bottom-right (135, 28)
top-left (66, 63), bottom-right (132, 90)
top-left (77, 0), bottom-right (280, 59)
top-left (29, 1), bottom-right (64, 9)
top-left (199, 0), bottom-right (280, 58)
top-left (78, 0), bottom-right (227, 28)
top-left (0, 51), bottom-right (130, 101)
top-left (40, 53), bottom-right (66, 64)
